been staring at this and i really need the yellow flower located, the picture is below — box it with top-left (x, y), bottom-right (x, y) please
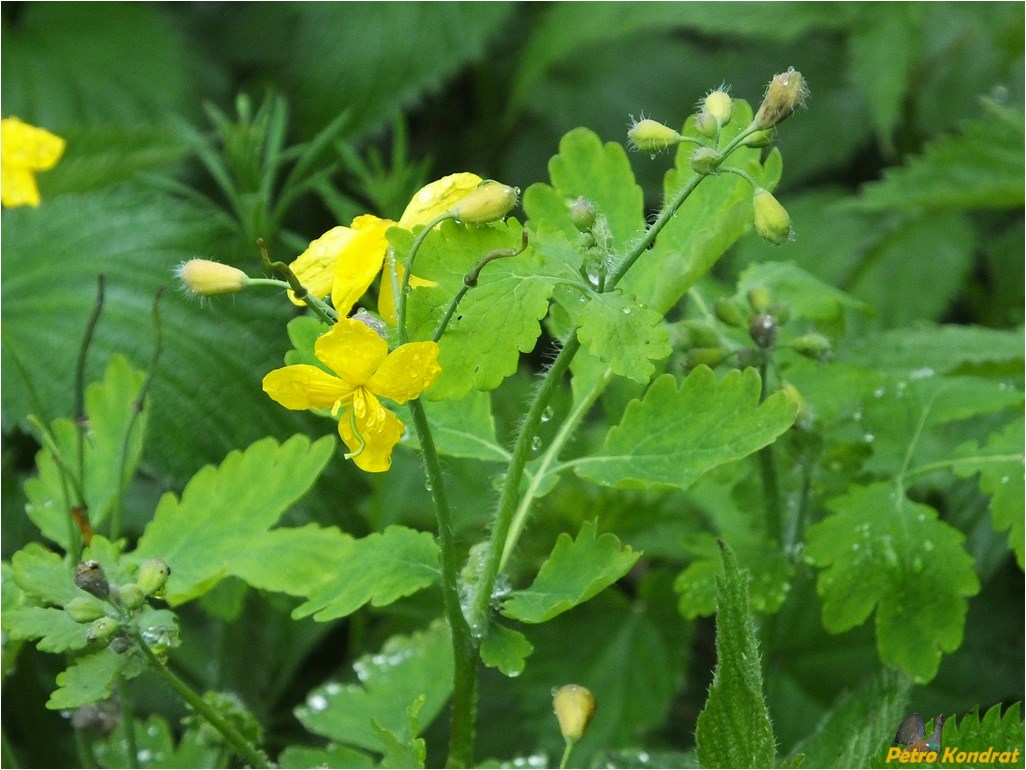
top-left (288, 172), bottom-right (483, 321)
top-left (262, 317), bottom-right (440, 472)
top-left (1, 117), bottom-right (66, 208)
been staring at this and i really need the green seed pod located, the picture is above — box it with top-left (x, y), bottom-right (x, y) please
top-left (137, 559), bottom-right (171, 597)
top-left (118, 583), bottom-right (145, 610)
top-left (74, 560), bottom-right (110, 600)
top-left (790, 333), bottom-right (831, 360)
top-left (569, 197), bottom-right (597, 232)
top-left (553, 684), bottom-right (596, 744)
top-left (690, 147), bottom-right (722, 176)
top-left (746, 285), bottom-right (772, 313)
top-left (714, 298), bottom-right (747, 328)
top-left (65, 597), bottom-right (106, 623)
top-left (749, 313), bottom-right (778, 349)
top-left (450, 181), bottom-right (519, 224)
top-left (752, 187), bottom-right (791, 245)
top-left (87, 617), bottom-right (120, 646)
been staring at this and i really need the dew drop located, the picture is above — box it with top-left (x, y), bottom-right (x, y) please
top-left (923, 540), bottom-right (934, 552)
top-left (491, 472), bottom-right (507, 491)
top-left (307, 694), bottom-right (328, 712)
top-left (424, 478), bottom-right (433, 492)
top-left (541, 405), bottom-right (554, 423)
top-left (138, 749), bottom-right (153, 763)
top-left (863, 432), bottom-right (875, 443)
top-left (622, 307), bottom-right (632, 315)
top-left (873, 387), bottom-right (886, 398)
top-left (531, 436), bottom-right (543, 452)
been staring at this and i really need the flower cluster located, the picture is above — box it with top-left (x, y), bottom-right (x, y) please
top-left (1, 116), bottom-right (65, 208)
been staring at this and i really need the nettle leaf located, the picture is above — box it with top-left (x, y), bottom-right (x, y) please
top-left (940, 703), bottom-right (1025, 758)
top-left (804, 483), bottom-right (981, 683)
top-left (399, 219), bottom-right (560, 399)
top-left (574, 368), bottom-right (797, 490)
top-left (133, 435), bottom-right (336, 604)
top-left (953, 417), bottom-right (1026, 568)
top-left (855, 100), bottom-right (1025, 211)
top-left (576, 290), bottom-right (671, 383)
top-left (24, 355), bottom-right (146, 549)
top-left (295, 620), bottom-right (452, 754)
top-left (48, 649), bottom-right (130, 710)
top-left (291, 526), bottom-right (440, 622)
top-left (695, 542), bottom-right (776, 769)
top-left (480, 623), bottom-right (534, 677)
top-left (501, 520), bottom-right (640, 624)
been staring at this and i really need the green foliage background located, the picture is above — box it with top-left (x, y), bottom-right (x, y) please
top-left (2, 3), bottom-right (1023, 768)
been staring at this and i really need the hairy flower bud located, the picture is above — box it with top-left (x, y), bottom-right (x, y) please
top-left (742, 128), bottom-right (775, 148)
top-left (75, 560), bottom-right (111, 600)
top-left (176, 259), bottom-right (249, 296)
top-left (450, 181), bottom-right (519, 224)
top-left (136, 559), bottom-right (171, 597)
top-left (752, 188), bottom-right (791, 245)
top-left (627, 118), bottom-right (684, 153)
top-left (690, 147), bottom-right (722, 176)
top-left (704, 89), bottom-right (733, 125)
top-left (754, 68), bottom-right (808, 130)
top-left (553, 684), bottom-right (596, 744)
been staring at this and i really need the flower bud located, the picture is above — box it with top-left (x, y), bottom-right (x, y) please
top-left (176, 259), bottom-right (249, 296)
top-left (746, 285), bottom-right (772, 313)
top-left (779, 382), bottom-right (810, 426)
top-left (136, 559), bottom-right (171, 597)
top-left (703, 89), bottom-right (733, 125)
top-left (680, 320), bottom-right (722, 348)
top-left (65, 597), bottom-right (106, 623)
top-left (686, 347), bottom-right (729, 368)
top-left (694, 111), bottom-right (719, 138)
top-left (627, 118), bottom-right (684, 153)
top-left (749, 313), bottom-right (778, 349)
top-left (569, 197), bottom-right (597, 232)
top-left (118, 583), bottom-right (145, 610)
top-left (754, 68), bottom-right (808, 130)
top-left (690, 147), bottom-right (722, 176)
top-left (87, 617), bottom-right (120, 646)
top-left (74, 560), bottom-right (110, 600)
top-left (790, 333), bottom-right (831, 360)
top-left (714, 298), bottom-right (747, 328)
top-left (449, 181), bottom-right (519, 224)
top-left (553, 684), bottom-right (596, 744)
top-left (742, 128), bottom-right (775, 148)
top-left (752, 188), bottom-right (791, 245)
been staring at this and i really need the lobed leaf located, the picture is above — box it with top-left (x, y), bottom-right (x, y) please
top-left (480, 623), bottom-right (534, 677)
top-left (574, 367), bottom-right (797, 490)
top-left (9, 543), bottom-right (79, 606)
top-left (804, 483), bottom-right (981, 683)
top-left (47, 649), bottom-right (128, 710)
top-left (501, 519), bottom-right (640, 623)
top-left (2, 606), bottom-right (92, 654)
top-left (576, 290), bottom-right (671, 383)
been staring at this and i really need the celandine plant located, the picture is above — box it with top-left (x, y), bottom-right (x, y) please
top-left (4, 68), bottom-right (1023, 769)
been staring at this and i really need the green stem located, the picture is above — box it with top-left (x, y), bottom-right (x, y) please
top-left (559, 741), bottom-right (575, 770)
top-left (397, 212), bottom-right (453, 344)
top-left (757, 362), bottom-right (783, 543)
top-left (135, 633), bottom-right (271, 769)
top-left (408, 400), bottom-right (477, 768)
top-left (117, 676), bottom-right (139, 768)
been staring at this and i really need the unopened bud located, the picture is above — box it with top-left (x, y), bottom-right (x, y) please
top-left (553, 684), bottom-right (596, 744)
top-left (137, 559), bottom-right (171, 597)
top-left (680, 320), bottom-right (722, 348)
top-left (65, 597), bottom-right (106, 623)
top-left (176, 259), bottom-right (249, 296)
top-left (742, 128), bottom-right (775, 148)
top-left (627, 118), bottom-right (684, 153)
top-left (450, 181), bottom-right (519, 224)
top-left (747, 285), bottom-right (772, 313)
top-left (779, 382), bottom-right (809, 425)
top-left (118, 583), bottom-right (145, 610)
top-left (87, 617), bottom-right (120, 646)
top-left (690, 147), bottom-right (722, 176)
top-left (714, 298), bottom-right (747, 328)
top-left (694, 111), bottom-right (719, 138)
top-left (754, 68), bottom-right (808, 130)
top-left (749, 313), bottom-right (778, 349)
top-left (74, 560), bottom-right (110, 600)
top-left (752, 188), bottom-right (791, 245)
top-left (790, 333), bottom-right (831, 360)
top-left (703, 89), bottom-right (733, 125)
top-left (686, 347), bottom-right (728, 368)
top-left (569, 197), bottom-right (597, 232)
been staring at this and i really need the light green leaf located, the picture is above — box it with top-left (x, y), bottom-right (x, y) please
top-left (735, 261), bottom-right (871, 325)
top-left (695, 542), bottom-right (776, 769)
top-left (400, 391), bottom-right (509, 463)
top-left (805, 483), bottom-right (981, 683)
top-left (400, 219), bottom-right (559, 399)
top-left (24, 355), bottom-right (146, 549)
top-left (9, 543), bottom-right (78, 606)
top-left (480, 623), bottom-right (534, 677)
top-left (2, 606), bottom-right (92, 654)
top-left (133, 435), bottom-right (336, 604)
top-left (295, 620), bottom-right (452, 753)
top-left (291, 526), bottom-right (440, 622)
top-left (278, 743), bottom-right (374, 769)
top-left (230, 523), bottom-right (354, 598)
top-left (953, 418), bottom-right (1026, 568)
top-left (576, 291), bottom-right (671, 383)
top-left (501, 520), bottom-right (640, 624)
top-left (373, 696), bottom-right (428, 769)
top-left (574, 368), bottom-right (797, 490)
top-left (47, 649), bottom-right (127, 710)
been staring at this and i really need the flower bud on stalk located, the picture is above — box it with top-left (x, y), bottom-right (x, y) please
top-left (752, 188), bottom-right (791, 245)
top-left (690, 147), bottom-right (722, 176)
top-left (703, 89), bottom-right (733, 125)
top-left (553, 684), bottom-right (596, 744)
top-left (449, 181), bottom-right (519, 224)
top-left (87, 617), bottom-right (120, 646)
top-left (791, 333), bottom-right (832, 360)
top-left (137, 559), bottom-right (171, 597)
top-left (65, 597), bottom-right (106, 623)
top-left (569, 197), bottom-right (597, 232)
top-left (75, 560), bottom-right (111, 600)
top-left (176, 259), bottom-right (249, 296)
top-left (754, 68), bottom-right (809, 130)
top-left (627, 118), bottom-right (685, 153)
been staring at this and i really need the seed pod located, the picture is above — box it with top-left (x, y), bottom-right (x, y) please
top-left (137, 559), bottom-right (171, 597)
top-left (553, 684), bottom-right (596, 744)
top-left (450, 181), bottom-right (519, 224)
top-left (74, 560), bottom-right (110, 600)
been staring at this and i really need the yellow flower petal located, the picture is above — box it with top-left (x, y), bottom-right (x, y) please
top-left (331, 214), bottom-right (393, 316)
top-left (287, 226), bottom-right (356, 306)
top-left (368, 341), bottom-right (441, 404)
top-left (262, 364), bottom-right (352, 411)
top-left (314, 317), bottom-right (389, 387)
top-left (338, 396), bottom-right (405, 472)
top-left (398, 172), bottom-right (482, 227)
top-left (1, 117), bottom-right (65, 208)
top-left (1, 166), bottom-right (41, 207)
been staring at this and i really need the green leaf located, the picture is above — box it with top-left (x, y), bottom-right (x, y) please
top-left (574, 368), bottom-right (797, 490)
top-left (373, 696), bottom-right (428, 769)
top-left (94, 714), bottom-right (228, 770)
top-left (804, 483), bottom-right (981, 683)
top-left (2, 606), bottom-right (92, 654)
top-left (24, 355), bottom-right (146, 549)
top-left (295, 620), bottom-right (452, 754)
top-left (576, 291), bottom-right (671, 383)
top-left (935, 703), bottom-right (1025, 763)
top-left (501, 520), bottom-right (640, 624)
top-left (480, 623), bottom-right (534, 677)
top-left (855, 101), bottom-right (1025, 211)
top-left (734, 261), bottom-right (871, 325)
top-left (695, 541), bottom-right (776, 769)
top-left (9, 543), bottom-right (78, 606)
top-left (400, 219), bottom-right (559, 399)
top-left (47, 649), bottom-right (128, 710)
top-left (279, 743), bottom-right (375, 769)
top-left (291, 526), bottom-right (440, 622)
top-left (133, 435), bottom-right (336, 604)
top-left (840, 324), bottom-right (1024, 376)
top-left (400, 391), bottom-right (509, 463)
top-left (952, 418), bottom-right (1026, 568)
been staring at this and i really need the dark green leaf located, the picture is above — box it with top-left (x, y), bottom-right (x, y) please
top-left (47, 649), bottom-right (128, 710)
top-left (9, 543), bottom-right (78, 606)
